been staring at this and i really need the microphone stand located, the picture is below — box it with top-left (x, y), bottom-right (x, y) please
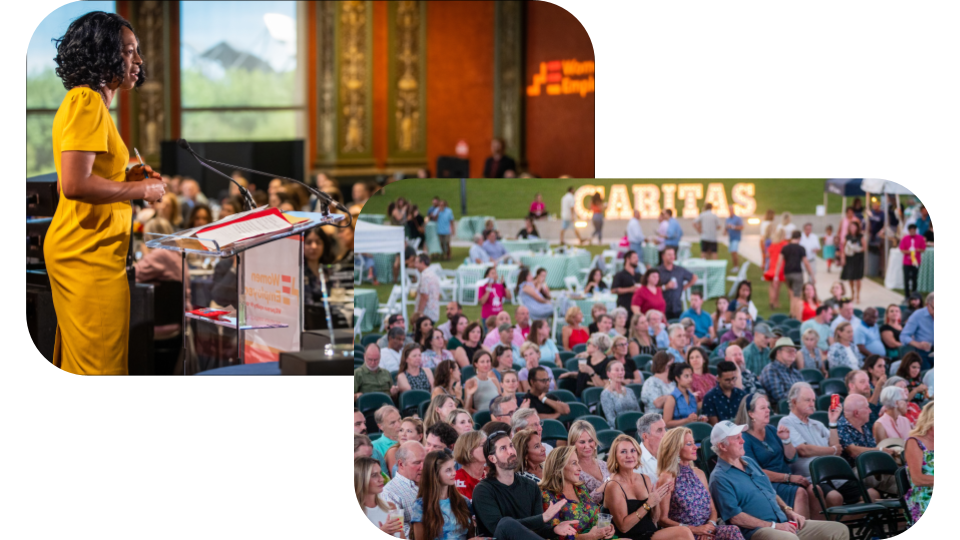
top-left (177, 140), bottom-right (257, 211)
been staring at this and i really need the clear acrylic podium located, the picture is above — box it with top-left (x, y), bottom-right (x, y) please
top-left (145, 210), bottom-right (347, 372)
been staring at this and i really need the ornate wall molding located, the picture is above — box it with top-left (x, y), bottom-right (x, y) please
top-left (387, 0), bottom-right (426, 164)
top-left (315, 0), bottom-right (337, 163)
top-left (494, 0), bottom-right (523, 166)
top-left (334, 0), bottom-right (374, 165)
top-left (129, 0), bottom-right (166, 164)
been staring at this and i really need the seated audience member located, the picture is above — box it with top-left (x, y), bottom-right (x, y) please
top-left (539, 446), bottom-right (615, 540)
top-left (482, 229), bottom-right (509, 262)
top-left (737, 393), bottom-right (813, 518)
top-left (583, 268), bottom-right (608, 295)
top-left (742, 323), bottom-right (774, 375)
top-left (472, 431), bottom-right (579, 540)
top-left (844, 369), bottom-right (881, 430)
top-left (680, 291), bottom-right (717, 346)
top-left (452, 321), bottom-right (485, 369)
top-left (707, 421), bottom-right (849, 540)
top-left (720, 308), bottom-right (754, 345)
top-left (830, 300), bottom-right (863, 334)
top-left (453, 430), bottom-right (488, 499)
top-left (520, 366), bottom-right (570, 420)
top-left (631, 268), bottom-right (667, 317)
top-left (422, 329), bottom-right (455, 370)
top-left (779, 383), bottom-right (863, 508)
top-left (664, 323), bottom-right (689, 364)
top-left (355, 456), bottom-right (404, 538)
top-left (512, 408), bottom-right (555, 455)
top-left (491, 393), bottom-right (523, 424)
top-left (587, 303), bottom-right (608, 335)
top-left (687, 346), bottom-right (716, 402)
top-left (517, 216), bottom-right (541, 238)
top-left (514, 428), bottom-right (548, 484)
top-left (601, 434), bottom-right (677, 540)
top-left (714, 297), bottom-right (733, 338)
top-left (663, 363), bottom-right (700, 428)
top-left (862, 354), bottom-right (888, 392)
top-left (465, 350), bottom-right (503, 414)
top-left (386, 418), bottom-right (426, 477)
top-left (411, 450), bottom-right (477, 540)
top-left (593, 314), bottom-right (616, 339)
top-left (604, 335), bottom-right (644, 384)
top-left (899, 291), bottom-right (934, 370)
top-left (759, 337), bottom-right (804, 407)
top-left (380, 327), bottom-right (407, 372)
top-left (497, 370), bottom-right (527, 407)
top-left (396, 344), bottom-right (434, 393)
top-left (423, 394), bottom-right (459, 431)
top-left (896, 352), bottom-right (929, 405)
top-left (656, 428), bottom-right (745, 539)
top-left (728, 339), bottom-right (762, 396)
top-left (904, 402), bottom-right (934, 524)
top-left (518, 343), bottom-right (555, 392)
top-left (873, 386), bottom-right (914, 442)
top-left (513, 305), bottom-right (533, 344)
top-left (353, 343), bottom-right (400, 403)
top-left (798, 328), bottom-right (827, 376)
top-left (517, 268), bottom-right (554, 321)
top-left (725, 280), bottom-right (758, 324)
top-left (355, 408), bottom-right (368, 435)
top-left (372, 406), bottom-right (404, 471)
top-left (494, 345), bottom-right (517, 377)
top-left (799, 305), bottom-right (833, 353)
top-left (424, 422), bottom-right (460, 454)
top-left (629, 312), bottom-right (659, 357)
top-left (488, 321), bottom-right (522, 365)
top-left (432, 360), bottom-right (465, 405)
top-left (854, 308), bottom-right (886, 358)
top-left (528, 319), bottom-right (561, 365)
top-left (561, 333), bottom-right (610, 396)
top-left (437, 301), bottom-right (462, 341)
top-left (641, 352), bottom-right (677, 415)
top-left (377, 314), bottom-right (414, 349)
top-left (448, 408), bottom-right (475, 436)
top-left (647, 310), bottom-right (670, 349)
top-left (355, 434), bottom-right (374, 459)
top-left (562, 306), bottom-right (590, 351)
top-left (568, 420), bottom-right (611, 505)
top-left (703, 361), bottom-right (747, 425)
top-left (412, 316), bottom-right (436, 349)
top-left (837, 394), bottom-right (894, 496)
top-left (482, 421), bottom-right (512, 437)
top-left (601, 361), bottom-right (642, 427)
top-left (879, 304), bottom-right (904, 357)
top-left (469, 234), bottom-right (492, 264)
top-left (826, 321), bottom-right (862, 372)
top-left (680, 318), bottom-right (700, 350)
top-left (634, 413), bottom-right (667, 483)
top-left (382, 441), bottom-right (427, 538)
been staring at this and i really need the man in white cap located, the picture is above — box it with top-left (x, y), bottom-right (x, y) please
top-left (708, 420), bottom-right (849, 540)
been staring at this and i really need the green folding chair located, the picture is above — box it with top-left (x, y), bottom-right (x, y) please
top-left (551, 389), bottom-right (578, 403)
top-left (596, 429), bottom-right (624, 452)
top-left (821, 378), bottom-right (848, 397)
top-left (540, 419), bottom-right (569, 446)
top-left (580, 415), bottom-right (611, 433)
top-left (809, 456), bottom-right (887, 540)
top-left (398, 390), bottom-right (431, 418)
top-left (615, 411), bottom-right (644, 440)
top-left (559, 402), bottom-right (590, 425)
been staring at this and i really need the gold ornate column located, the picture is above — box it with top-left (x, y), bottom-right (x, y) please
top-left (128, 0), bottom-right (167, 166)
top-left (386, 0), bottom-right (426, 165)
top-left (315, 1), bottom-right (374, 168)
top-left (494, 0), bottom-right (524, 167)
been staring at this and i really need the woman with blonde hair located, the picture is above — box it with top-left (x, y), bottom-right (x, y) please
top-left (562, 306), bottom-right (590, 351)
top-left (823, 281), bottom-right (847, 314)
top-left (356, 456), bottom-right (404, 537)
top-left (798, 327), bottom-right (827, 375)
top-left (423, 394), bottom-right (458, 431)
top-left (463, 349), bottom-right (501, 414)
top-left (447, 408), bottom-right (475, 436)
top-left (568, 420), bottom-right (611, 505)
top-left (518, 341), bottom-right (556, 393)
top-left (655, 428), bottom-right (743, 539)
top-left (385, 417), bottom-right (425, 478)
top-left (514, 428), bottom-right (548, 483)
top-left (452, 431), bottom-right (487, 499)
top-left (904, 401), bottom-right (934, 522)
top-left (628, 312), bottom-right (658, 357)
top-left (540, 446), bottom-right (615, 540)
top-left (602, 434), bottom-right (678, 540)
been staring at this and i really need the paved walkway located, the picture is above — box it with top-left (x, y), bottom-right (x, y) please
top-left (730, 234), bottom-right (903, 309)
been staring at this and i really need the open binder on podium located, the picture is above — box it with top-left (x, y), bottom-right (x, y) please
top-left (145, 208), bottom-right (347, 371)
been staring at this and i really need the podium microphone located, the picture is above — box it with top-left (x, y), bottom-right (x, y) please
top-left (186, 152), bottom-right (351, 219)
top-left (177, 139), bottom-right (257, 211)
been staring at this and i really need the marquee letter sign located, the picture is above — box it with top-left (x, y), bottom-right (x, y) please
top-left (572, 183), bottom-right (757, 221)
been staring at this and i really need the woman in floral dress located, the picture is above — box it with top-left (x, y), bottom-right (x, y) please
top-left (656, 428), bottom-right (744, 540)
top-left (540, 446), bottom-right (615, 540)
top-left (904, 401), bottom-right (934, 523)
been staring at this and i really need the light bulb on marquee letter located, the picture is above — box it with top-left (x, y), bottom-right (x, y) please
top-left (660, 184), bottom-right (677, 215)
top-left (573, 185), bottom-right (603, 221)
top-left (677, 184), bottom-right (703, 218)
top-left (632, 185), bottom-right (661, 219)
top-left (704, 183), bottom-right (731, 218)
top-left (605, 184), bottom-right (633, 219)
top-left (731, 183), bottom-right (757, 217)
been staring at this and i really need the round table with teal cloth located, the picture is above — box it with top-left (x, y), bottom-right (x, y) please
top-left (455, 216), bottom-right (496, 241)
top-left (424, 221), bottom-right (442, 255)
top-left (917, 247), bottom-right (934, 292)
top-left (371, 253), bottom-right (397, 283)
top-left (679, 258), bottom-right (728, 300)
top-left (642, 244), bottom-right (660, 268)
top-left (354, 289), bottom-right (381, 333)
top-left (357, 214), bottom-right (386, 225)
top-left (520, 252), bottom-right (591, 289)
top-left (502, 239), bottom-right (550, 253)
top-left (558, 292), bottom-right (618, 326)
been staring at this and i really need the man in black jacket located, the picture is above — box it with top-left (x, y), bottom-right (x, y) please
top-left (472, 432), bottom-right (577, 539)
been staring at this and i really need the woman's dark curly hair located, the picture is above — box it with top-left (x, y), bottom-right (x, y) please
top-left (54, 11), bottom-right (145, 91)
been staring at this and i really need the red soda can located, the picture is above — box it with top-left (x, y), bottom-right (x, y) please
top-left (788, 520), bottom-right (798, 530)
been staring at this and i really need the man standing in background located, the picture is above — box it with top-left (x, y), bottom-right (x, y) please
top-left (694, 202), bottom-right (722, 260)
top-left (560, 186), bottom-right (582, 246)
top-left (725, 210), bottom-right (745, 272)
top-left (433, 199), bottom-right (455, 261)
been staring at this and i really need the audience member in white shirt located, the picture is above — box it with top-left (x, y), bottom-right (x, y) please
top-left (633, 413), bottom-right (666, 484)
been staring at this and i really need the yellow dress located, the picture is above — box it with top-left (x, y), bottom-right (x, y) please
top-left (44, 87), bottom-right (132, 375)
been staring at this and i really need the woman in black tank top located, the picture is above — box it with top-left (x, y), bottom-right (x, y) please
top-left (601, 435), bottom-right (675, 540)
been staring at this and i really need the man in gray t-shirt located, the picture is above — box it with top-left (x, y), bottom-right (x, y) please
top-left (693, 203), bottom-right (722, 259)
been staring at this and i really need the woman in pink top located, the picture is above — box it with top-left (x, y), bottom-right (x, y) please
top-left (631, 268), bottom-right (666, 317)
top-left (874, 386), bottom-right (915, 442)
top-left (479, 266), bottom-right (511, 319)
top-left (529, 192), bottom-right (546, 219)
top-left (686, 346), bottom-right (716, 403)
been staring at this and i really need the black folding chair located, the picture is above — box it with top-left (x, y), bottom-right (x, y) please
top-left (856, 451), bottom-right (907, 536)
top-left (809, 456), bottom-right (887, 540)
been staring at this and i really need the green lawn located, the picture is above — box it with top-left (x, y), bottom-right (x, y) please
top-left (357, 242), bottom-right (791, 337)
top-left (359, 178), bottom-right (872, 221)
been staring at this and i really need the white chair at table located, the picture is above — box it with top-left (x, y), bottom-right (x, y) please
top-left (432, 264), bottom-right (458, 303)
top-left (403, 268), bottom-right (421, 307)
top-left (503, 266), bottom-right (521, 305)
top-left (377, 286), bottom-right (403, 331)
top-left (564, 275), bottom-right (582, 294)
top-left (354, 308), bottom-right (365, 338)
top-left (726, 261), bottom-right (750, 298)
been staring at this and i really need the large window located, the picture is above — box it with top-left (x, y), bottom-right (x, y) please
top-left (180, 1), bottom-right (304, 141)
top-left (26, 1), bottom-right (116, 177)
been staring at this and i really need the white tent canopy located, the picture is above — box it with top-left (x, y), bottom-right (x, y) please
top-left (861, 178), bottom-right (915, 196)
top-left (356, 220), bottom-right (409, 330)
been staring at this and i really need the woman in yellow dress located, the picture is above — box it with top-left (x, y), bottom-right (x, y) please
top-left (45, 12), bottom-right (166, 374)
